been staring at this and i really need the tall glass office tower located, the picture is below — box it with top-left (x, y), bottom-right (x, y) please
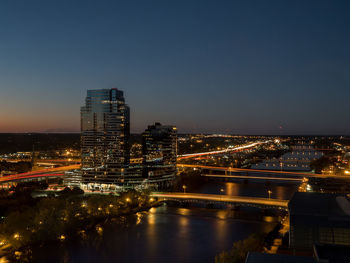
top-left (81, 88), bottom-right (130, 189)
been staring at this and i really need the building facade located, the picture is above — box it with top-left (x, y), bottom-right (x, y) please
top-left (289, 192), bottom-right (350, 250)
top-left (142, 122), bottom-right (177, 188)
top-left (80, 88), bottom-right (130, 190)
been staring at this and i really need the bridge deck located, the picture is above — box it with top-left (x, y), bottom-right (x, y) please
top-left (178, 164), bottom-right (350, 179)
top-left (151, 192), bottom-right (289, 208)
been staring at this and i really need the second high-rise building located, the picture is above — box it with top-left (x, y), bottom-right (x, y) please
top-left (142, 122), bottom-right (177, 186)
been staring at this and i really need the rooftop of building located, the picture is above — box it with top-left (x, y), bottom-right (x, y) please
top-left (314, 243), bottom-right (350, 263)
top-left (288, 192), bottom-right (350, 218)
top-left (245, 252), bottom-right (316, 263)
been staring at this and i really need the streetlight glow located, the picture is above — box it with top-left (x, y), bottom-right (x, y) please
top-left (268, 190), bottom-right (272, 199)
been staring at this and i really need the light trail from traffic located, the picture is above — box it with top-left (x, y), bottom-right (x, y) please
top-left (177, 141), bottom-right (268, 160)
top-left (0, 165), bottom-right (79, 184)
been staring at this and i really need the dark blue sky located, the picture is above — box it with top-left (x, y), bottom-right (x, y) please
top-left (1, 0), bottom-right (349, 134)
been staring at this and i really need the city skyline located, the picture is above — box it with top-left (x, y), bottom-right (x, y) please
top-left (1, 1), bottom-right (350, 135)
top-left (0, 1), bottom-right (350, 262)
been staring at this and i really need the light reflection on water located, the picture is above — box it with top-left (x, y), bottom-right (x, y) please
top-left (23, 182), bottom-right (297, 263)
top-left (216, 210), bottom-right (228, 219)
top-left (263, 216), bottom-right (275, 223)
top-left (197, 181), bottom-right (298, 200)
top-left (225, 183), bottom-right (239, 196)
top-left (177, 208), bottom-right (191, 216)
top-left (27, 205), bottom-right (279, 263)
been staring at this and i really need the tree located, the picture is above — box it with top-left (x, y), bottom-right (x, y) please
top-left (215, 233), bottom-right (265, 263)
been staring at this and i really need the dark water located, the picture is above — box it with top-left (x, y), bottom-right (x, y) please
top-left (31, 206), bottom-right (276, 263)
top-left (195, 181), bottom-right (298, 200)
top-left (30, 182), bottom-right (298, 263)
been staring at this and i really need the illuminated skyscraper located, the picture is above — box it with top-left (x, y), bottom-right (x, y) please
top-left (81, 88), bottom-right (130, 189)
top-left (142, 123), bottom-right (177, 186)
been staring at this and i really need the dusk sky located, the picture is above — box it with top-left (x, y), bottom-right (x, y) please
top-left (1, 0), bottom-right (350, 134)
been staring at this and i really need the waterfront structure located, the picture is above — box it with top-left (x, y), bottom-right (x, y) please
top-left (245, 244), bottom-right (350, 263)
top-left (288, 192), bottom-right (350, 250)
top-left (80, 88), bottom-right (130, 190)
top-left (142, 122), bottom-right (177, 188)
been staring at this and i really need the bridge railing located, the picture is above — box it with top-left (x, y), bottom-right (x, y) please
top-left (151, 192), bottom-right (288, 208)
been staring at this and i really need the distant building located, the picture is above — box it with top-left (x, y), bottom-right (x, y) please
top-left (0, 171), bottom-right (15, 177)
top-left (80, 88), bottom-right (130, 190)
top-left (142, 122), bottom-right (177, 188)
top-left (288, 192), bottom-right (350, 250)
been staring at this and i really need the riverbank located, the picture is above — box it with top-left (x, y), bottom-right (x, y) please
top-left (0, 190), bottom-right (157, 262)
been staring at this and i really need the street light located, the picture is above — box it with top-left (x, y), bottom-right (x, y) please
top-left (268, 190), bottom-right (272, 199)
top-left (220, 188), bottom-right (225, 202)
top-left (182, 185), bottom-right (187, 193)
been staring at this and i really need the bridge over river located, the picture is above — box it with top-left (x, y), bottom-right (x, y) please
top-left (151, 192), bottom-right (289, 209)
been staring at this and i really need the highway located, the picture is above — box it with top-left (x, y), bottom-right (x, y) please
top-left (151, 192), bottom-right (288, 208)
top-left (0, 165), bottom-right (79, 184)
top-left (177, 141), bottom-right (268, 160)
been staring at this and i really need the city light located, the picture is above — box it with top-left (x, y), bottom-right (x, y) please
top-left (268, 190), bottom-right (272, 199)
top-left (1, 1), bottom-right (349, 262)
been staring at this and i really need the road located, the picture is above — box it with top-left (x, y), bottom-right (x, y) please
top-left (177, 141), bottom-right (268, 160)
top-left (0, 165), bottom-right (79, 184)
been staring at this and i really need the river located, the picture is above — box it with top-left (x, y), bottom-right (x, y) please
top-left (27, 181), bottom-right (298, 263)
